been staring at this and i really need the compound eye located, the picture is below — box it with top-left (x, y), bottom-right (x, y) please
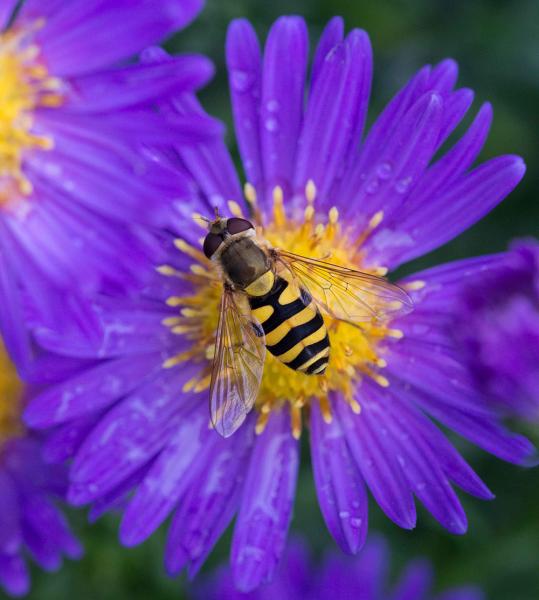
top-left (226, 217), bottom-right (254, 235)
top-left (203, 233), bottom-right (223, 258)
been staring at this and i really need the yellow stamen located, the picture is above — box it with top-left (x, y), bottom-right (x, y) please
top-left (403, 280), bottom-right (426, 291)
top-left (0, 340), bottom-right (24, 443)
top-left (305, 179), bottom-right (317, 204)
top-left (227, 200), bottom-right (244, 218)
top-left (0, 21), bottom-right (63, 204)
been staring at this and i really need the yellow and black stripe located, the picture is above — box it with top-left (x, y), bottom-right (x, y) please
top-left (248, 275), bottom-right (330, 375)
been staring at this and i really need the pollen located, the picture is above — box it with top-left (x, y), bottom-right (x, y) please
top-left (161, 182), bottom-right (404, 436)
top-left (0, 20), bottom-right (63, 205)
top-left (0, 340), bottom-right (24, 443)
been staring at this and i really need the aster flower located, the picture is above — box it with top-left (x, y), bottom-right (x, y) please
top-left (0, 0), bottom-right (217, 369)
top-left (25, 15), bottom-right (534, 593)
top-left (455, 238), bottom-right (539, 420)
top-left (0, 339), bottom-right (81, 597)
top-left (194, 536), bottom-right (484, 600)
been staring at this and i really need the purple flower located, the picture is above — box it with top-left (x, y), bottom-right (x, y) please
top-left (456, 239), bottom-right (539, 420)
top-left (0, 0), bottom-right (218, 371)
top-left (0, 340), bottom-right (81, 597)
top-left (24, 16), bottom-right (534, 593)
top-left (194, 536), bottom-right (484, 600)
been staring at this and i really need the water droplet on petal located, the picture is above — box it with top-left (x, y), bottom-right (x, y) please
top-left (339, 510), bottom-right (350, 519)
top-left (395, 176), bottom-right (412, 194)
top-left (366, 178), bottom-right (379, 194)
top-left (377, 162), bottom-right (393, 180)
top-left (266, 99), bottom-right (280, 112)
top-left (230, 69), bottom-right (252, 93)
top-left (350, 517), bottom-right (363, 528)
top-left (265, 117), bottom-right (278, 132)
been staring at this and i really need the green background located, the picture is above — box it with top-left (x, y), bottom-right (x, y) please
top-left (20, 0), bottom-right (539, 598)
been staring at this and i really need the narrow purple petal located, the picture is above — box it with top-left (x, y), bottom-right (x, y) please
top-left (68, 369), bottom-right (199, 504)
top-left (334, 394), bottom-right (417, 529)
top-left (226, 19), bottom-right (264, 191)
top-left (0, 0), bottom-right (17, 29)
top-left (436, 88), bottom-right (474, 149)
top-left (311, 16), bottom-right (344, 84)
top-left (231, 410), bottom-right (299, 592)
top-left (260, 17), bottom-right (308, 195)
top-left (0, 554), bottom-right (29, 597)
top-left (42, 418), bottom-right (97, 465)
top-left (119, 408), bottom-right (209, 546)
top-left (342, 92), bottom-right (443, 230)
top-left (65, 55), bottom-right (214, 112)
top-left (310, 399), bottom-right (368, 554)
top-left (403, 103), bottom-right (493, 212)
top-left (391, 560), bottom-right (433, 600)
top-left (363, 383), bottom-right (468, 534)
top-left (428, 59), bottom-right (459, 94)
top-left (165, 421), bottom-right (255, 578)
top-left (382, 155), bottom-right (526, 268)
top-left (172, 96), bottom-right (243, 208)
top-left (24, 354), bottom-right (161, 428)
top-left (0, 473), bottom-right (21, 555)
top-left (36, 0), bottom-right (203, 77)
top-left (294, 29), bottom-right (372, 205)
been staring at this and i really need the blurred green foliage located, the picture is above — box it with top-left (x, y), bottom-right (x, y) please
top-left (19, 1), bottom-right (539, 599)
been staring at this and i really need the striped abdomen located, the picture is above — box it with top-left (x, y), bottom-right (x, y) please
top-left (248, 275), bottom-right (330, 375)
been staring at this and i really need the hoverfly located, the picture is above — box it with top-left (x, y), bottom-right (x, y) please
top-left (202, 214), bottom-right (413, 437)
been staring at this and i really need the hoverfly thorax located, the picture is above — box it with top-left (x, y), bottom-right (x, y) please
top-left (203, 216), bottom-right (271, 291)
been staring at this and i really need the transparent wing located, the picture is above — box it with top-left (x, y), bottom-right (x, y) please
top-left (210, 287), bottom-right (266, 438)
top-left (274, 249), bottom-right (413, 323)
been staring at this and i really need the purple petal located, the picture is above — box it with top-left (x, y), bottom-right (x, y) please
top-left (65, 55), bottom-right (214, 112)
top-left (0, 245), bottom-right (33, 372)
top-left (310, 399), bottom-right (368, 553)
top-left (68, 368), bottom-right (199, 504)
top-left (402, 103), bottom-right (493, 212)
top-left (294, 29), bottom-right (372, 206)
top-left (24, 354), bottom-right (161, 428)
top-left (21, 494), bottom-right (83, 568)
top-left (119, 407), bottom-right (209, 546)
top-left (334, 395), bottom-right (416, 529)
top-left (0, 554), bottom-right (29, 597)
top-left (226, 19), bottom-right (264, 191)
top-left (343, 92), bottom-right (443, 230)
top-left (0, 472), bottom-right (21, 555)
top-left (0, 0), bottom-right (16, 29)
top-left (311, 16), bottom-right (344, 84)
top-left (436, 88), bottom-right (474, 150)
top-left (316, 537), bottom-right (388, 598)
top-left (165, 420), bottom-right (255, 578)
top-left (381, 155), bottom-right (526, 268)
top-left (171, 95), bottom-right (243, 208)
top-left (260, 17), bottom-right (308, 196)
top-left (231, 409), bottom-right (299, 592)
top-left (362, 382), bottom-right (468, 534)
top-left (42, 418), bottom-right (97, 465)
top-left (36, 0), bottom-right (203, 77)
top-left (391, 559), bottom-right (433, 600)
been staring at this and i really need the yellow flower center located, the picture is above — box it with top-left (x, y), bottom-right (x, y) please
top-left (0, 20), bottom-right (62, 204)
top-left (0, 339), bottom-right (23, 443)
top-left (160, 182), bottom-right (413, 438)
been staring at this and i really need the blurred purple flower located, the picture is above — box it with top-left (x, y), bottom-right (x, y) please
top-left (0, 0), bottom-right (218, 371)
top-left (24, 16), bottom-right (533, 593)
top-left (194, 536), bottom-right (483, 600)
top-left (456, 239), bottom-right (539, 420)
top-left (0, 340), bottom-right (81, 597)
